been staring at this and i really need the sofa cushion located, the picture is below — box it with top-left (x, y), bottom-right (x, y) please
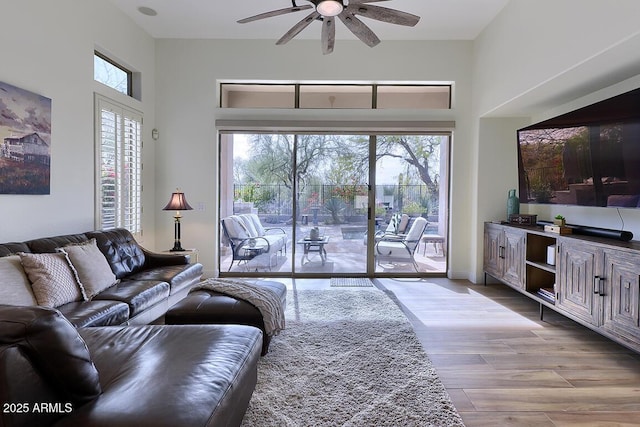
top-left (57, 300), bottom-right (130, 328)
top-left (223, 216), bottom-right (251, 240)
top-left (86, 229), bottom-right (146, 279)
top-left (0, 346), bottom-right (66, 427)
top-left (0, 241), bottom-right (30, 257)
top-left (247, 213), bottom-right (266, 236)
top-left (25, 233), bottom-right (89, 253)
top-left (0, 304), bottom-right (102, 404)
top-left (125, 263), bottom-right (204, 296)
top-left (59, 239), bottom-right (118, 299)
top-left (93, 280), bottom-right (170, 317)
top-left (57, 324), bottom-right (262, 427)
top-left (0, 255), bottom-right (38, 306)
top-left (239, 214), bottom-right (259, 236)
top-left (18, 252), bottom-right (86, 308)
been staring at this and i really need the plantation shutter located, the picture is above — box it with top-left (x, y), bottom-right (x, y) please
top-left (95, 95), bottom-right (142, 235)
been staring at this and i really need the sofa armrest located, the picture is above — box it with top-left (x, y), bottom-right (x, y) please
top-left (0, 305), bottom-right (102, 404)
top-left (142, 248), bottom-right (190, 268)
top-left (231, 237), bottom-right (271, 255)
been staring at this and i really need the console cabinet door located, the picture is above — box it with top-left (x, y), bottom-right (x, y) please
top-left (556, 239), bottom-right (600, 326)
top-left (484, 223), bottom-right (504, 279)
top-left (502, 228), bottom-right (526, 289)
top-left (601, 248), bottom-right (640, 345)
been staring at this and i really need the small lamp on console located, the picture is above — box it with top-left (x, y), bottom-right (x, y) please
top-left (163, 189), bottom-right (193, 252)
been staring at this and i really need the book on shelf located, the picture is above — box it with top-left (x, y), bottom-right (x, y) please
top-left (537, 287), bottom-right (555, 302)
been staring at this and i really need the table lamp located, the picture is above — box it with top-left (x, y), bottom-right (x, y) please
top-left (163, 189), bottom-right (193, 251)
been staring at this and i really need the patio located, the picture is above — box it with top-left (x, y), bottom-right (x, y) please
top-left (220, 218), bottom-right (446, 275)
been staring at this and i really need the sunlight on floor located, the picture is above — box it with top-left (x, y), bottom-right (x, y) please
top-left (377, 278), bottom-right (546, 330)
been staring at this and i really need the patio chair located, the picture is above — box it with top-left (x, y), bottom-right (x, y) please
top-left (221, 214), bottom-right (287, 271)
top-left (375, 216), bottom-right (428, 271)
top-left (364, 213), bottom-right (410, 246)
top-left (378, 213), bottom-right (410, 239)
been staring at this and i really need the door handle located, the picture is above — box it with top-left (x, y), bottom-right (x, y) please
top-left (593, 276), bottom-right (605, 296)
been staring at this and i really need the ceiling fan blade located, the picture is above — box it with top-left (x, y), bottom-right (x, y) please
top-left (276, 11), bottom-right (321, 45)
top-left (321, 17), bottom-right (336, 55)
top-left (349, 0), bottom-right (391, 3)
top-left (346, 4), bottom-right (420, 27)
top-left (338, 13), bottom-right (380, 47)
top-left (238, 5), bottom-right (313, 24)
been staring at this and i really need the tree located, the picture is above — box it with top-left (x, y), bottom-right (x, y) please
top-left (375, 135), bottom-right (441, 188)
top-left (243, 134), bottom-right (340, 219)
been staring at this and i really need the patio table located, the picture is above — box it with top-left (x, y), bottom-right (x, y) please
top-left (296, 236), bottom-right (330, 266)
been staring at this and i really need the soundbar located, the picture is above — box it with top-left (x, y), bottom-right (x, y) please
top-left (537, 221), bottom-right (633, 242)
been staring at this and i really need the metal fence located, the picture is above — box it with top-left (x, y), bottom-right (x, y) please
top-left (233, 183), bottom-right (438, 221)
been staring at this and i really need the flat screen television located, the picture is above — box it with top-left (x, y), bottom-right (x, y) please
top-left (517, 87), bottom-right (640, 208)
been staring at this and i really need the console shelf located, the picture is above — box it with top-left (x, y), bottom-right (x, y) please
top-left (484, 222), bottom-right (640, 354)
top-left (525, 260), bottom-right (555, 274)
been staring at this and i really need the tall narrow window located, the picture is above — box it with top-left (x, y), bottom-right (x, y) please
top-left (95, 95), bottom-right (142, 235)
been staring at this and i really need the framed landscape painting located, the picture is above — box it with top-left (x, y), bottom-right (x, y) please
top-left (0, 81), bottom-right (52, 194)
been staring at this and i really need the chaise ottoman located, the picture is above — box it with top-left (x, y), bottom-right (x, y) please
top-left (165, 280), bottom-right (286, 355)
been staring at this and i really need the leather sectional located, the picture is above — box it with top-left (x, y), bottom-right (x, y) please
top-left (0, 228), bottom-right (264, 426)
top-left (0, 304), bottom-right (262, 427)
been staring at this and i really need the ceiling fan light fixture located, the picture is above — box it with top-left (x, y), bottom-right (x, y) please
top-left (316, 1), bottom-right (343, 17)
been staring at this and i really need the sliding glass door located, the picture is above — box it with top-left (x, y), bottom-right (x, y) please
top-left (295, 134), bottom-right (369, 274)
top-left (219, 133), bottom-right (294, 274)
top-left (219, 131), bottom-right (448, 277)
top-left (374, 135), bottom-right (448, 274)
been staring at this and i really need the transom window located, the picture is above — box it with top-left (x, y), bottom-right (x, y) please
top-left (94, 51), bottom-right (132, 96)
top-left (219, 82), bottom-right (451, 109)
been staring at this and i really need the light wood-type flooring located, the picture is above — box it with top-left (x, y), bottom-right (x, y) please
top-left (377, 278), bottom-right (640, 427)
top-left (271, 278), bottom-right (640, 425)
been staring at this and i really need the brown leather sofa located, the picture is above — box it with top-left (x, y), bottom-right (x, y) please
top-left (0, 304), bottom-right (262, 427)
top-left (0, 228), bottom-right (203, 326)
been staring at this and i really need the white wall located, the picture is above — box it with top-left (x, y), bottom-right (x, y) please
top-left (154, 39), bottom-right (474, 277)
top-left (474, 0), bottom-right (640, 117)
top-left (471, 0), bottom-right (640, 282)
top-left (7, 1), bottom-right (640, 282)
top-left (0, 1), bottom-right (156, 246)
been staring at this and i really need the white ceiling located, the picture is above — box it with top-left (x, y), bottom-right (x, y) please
top-left (107, 0), bottom-right (510, 41)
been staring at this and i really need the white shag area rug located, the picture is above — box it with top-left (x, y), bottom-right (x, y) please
top-left (241, 289), bottom-right (465, 427)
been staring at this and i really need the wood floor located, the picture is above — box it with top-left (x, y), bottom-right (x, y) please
top-left (377, 278), bottom-right (640, 427)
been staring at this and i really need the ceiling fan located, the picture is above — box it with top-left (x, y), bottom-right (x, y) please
top-left (238, 0), bottom-right (420, 55)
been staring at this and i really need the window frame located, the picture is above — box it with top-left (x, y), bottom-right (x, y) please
top-left (219, 82), bottom-right (452, 110)
top-left (94, 94), bottom-right (143, 236)
top-left (94, 51), bottom-right (133, 97)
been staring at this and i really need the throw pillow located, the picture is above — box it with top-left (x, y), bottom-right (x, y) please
top-left (0, 304), bottom-right (102, 403)
top-left (0, 255), bottom-right (38, 306)
top-left (18, 252), bottom-right (86, 308)
top-left (58, 239), bottom-right (117, 299)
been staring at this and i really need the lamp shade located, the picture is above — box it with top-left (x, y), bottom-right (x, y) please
top-left (317, 0), bottom-right (343, 16)
top-left (163, 191), bottom-right (193, 211)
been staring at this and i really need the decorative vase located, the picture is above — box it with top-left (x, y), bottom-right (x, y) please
top-left (310, 227), bottom-right (320, 240)
top-left (553, 218), bottom-right (566, 227)
top-left (507, 189), bottom-right (520, 218)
